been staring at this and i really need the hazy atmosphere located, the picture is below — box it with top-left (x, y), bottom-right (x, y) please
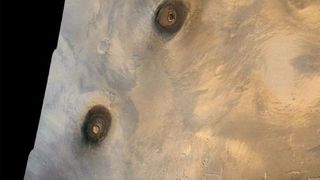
top-left (25, 0), bottom-right (320, 179)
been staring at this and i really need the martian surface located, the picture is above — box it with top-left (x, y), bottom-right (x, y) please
top-left (25, 0), bottom-right (320, 179)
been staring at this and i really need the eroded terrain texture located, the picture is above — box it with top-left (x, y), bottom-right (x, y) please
top-left (25, 0), bottom-right (320, 179)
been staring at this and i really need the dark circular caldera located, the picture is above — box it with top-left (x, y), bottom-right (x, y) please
top-left (82, 105), bottom-right (111, 144)
top-left (155, 1), bottom-right (188, 33)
